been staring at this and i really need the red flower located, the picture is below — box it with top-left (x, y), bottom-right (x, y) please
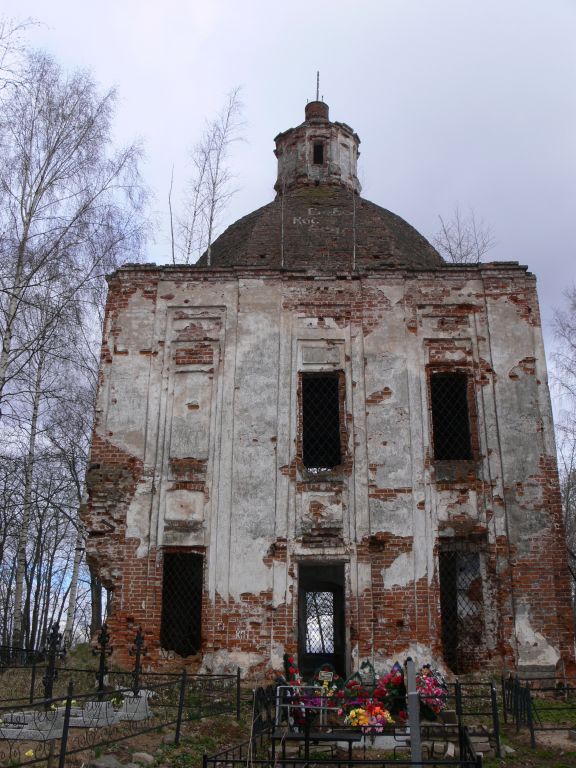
top-left (289, 666), bottom-right (297, 675)
top-left (287, 657), bottom-right (294, 664)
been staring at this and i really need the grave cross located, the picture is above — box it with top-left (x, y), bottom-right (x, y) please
top-left (129, 626), bottom-right (148, 696)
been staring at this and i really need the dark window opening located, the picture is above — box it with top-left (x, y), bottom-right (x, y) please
top-left (313, 142), bottom-right (324, 165)
top-left (430, 372), bottom-right (472, 460)
top-left (439, 550), bottom-right (484, 673)
top-left (302, 374), bottom-right (342, 471)
top-left (160, 551), bottom-right (203, 657)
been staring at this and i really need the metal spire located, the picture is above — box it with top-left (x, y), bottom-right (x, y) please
top-left (316, 71), bottom-right (320, 102)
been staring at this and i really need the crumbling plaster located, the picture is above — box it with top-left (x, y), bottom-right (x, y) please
top-left (82, 262), bottom-right (574, 675)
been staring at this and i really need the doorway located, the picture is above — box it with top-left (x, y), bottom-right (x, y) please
top-left (298, 563), bottom-right (346, 678)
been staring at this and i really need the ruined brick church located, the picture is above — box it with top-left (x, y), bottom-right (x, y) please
top-left (82, 100), bottom-right (575, 678)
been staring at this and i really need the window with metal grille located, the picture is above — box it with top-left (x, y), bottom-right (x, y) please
top-left (298, 563), bottom-right (345, 677)
top-left (313, 141), bottom-right (324, 164)
top-left (439, 550), bottom-right (484, 673)
top-left (430, 372), bottom-right (472, 460)
top-left (160, 551), bottom-right (203, 657)
top-left (305, 591), bottom-right (335, 653)
top-left (301, 374), bottom-right (342, 471)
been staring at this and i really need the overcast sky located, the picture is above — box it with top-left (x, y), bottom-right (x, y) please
top-left (4, 0), bottom-right (575, 356)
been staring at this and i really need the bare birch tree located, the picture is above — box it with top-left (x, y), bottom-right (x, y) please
top-left (553, 287), bottom-right (576, 600)
top-left (0, 47), bottom-right (147, 648)
top-left (433, 206), bottom-right (495, 264)
top-left (0, 17), bottom-right (35, 92)
top-left (173, 87), bottom-right (243, 265)
top-left (0, 50), bottom-right (146, 421)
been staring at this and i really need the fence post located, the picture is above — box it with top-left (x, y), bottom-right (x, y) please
top-left (454, 678), bottom-right (463, 725)
top-left (458, 724), bottom-right (466, 766)
top-left (491, 682), bottom-right (501, 758)
top-left (304, 709), bottom-right (312, 761)
top-left (58, 681), bottom-right (74, 768)
top-left (513, 676), bottom-right (520, 732)
top-left (175, 668), bottom-right (187, 746)
top-left (236, 667), bottom-right (241, 720)
top-left (405, 658), bottom-right (422, 764)
top-left (525, 683), bottom-right (536, 749)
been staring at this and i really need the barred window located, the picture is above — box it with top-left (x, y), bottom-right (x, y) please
top-left (160, 551), bottom-right (203, 657)
top-left (439, 549), bottom-right (484, 673)
top-left (430, 372), bottom-right (472, 460)
top-left (301, 373), bottom-right (342, 471)
top-left (313, 141), bottom-right (324, 165)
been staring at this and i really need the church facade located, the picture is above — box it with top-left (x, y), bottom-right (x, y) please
top-left (82, 101), bottom-right (575, 677)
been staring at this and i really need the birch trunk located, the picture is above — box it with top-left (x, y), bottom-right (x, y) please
top-left (63, 524), bottom-right (85, 646)
top-left (11, 346), bottom-right (45, 648)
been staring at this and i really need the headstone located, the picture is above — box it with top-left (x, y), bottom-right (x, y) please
top-left (118, 694), bottom-right (154, 721)
top-left (0, 709), bottom-right (63, 741)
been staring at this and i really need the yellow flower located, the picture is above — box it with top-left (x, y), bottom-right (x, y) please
top-left (25, 749), bottom-right (35, 757)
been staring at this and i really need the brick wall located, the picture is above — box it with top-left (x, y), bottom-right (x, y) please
top-left (81, 262), bottom-right (575, 678)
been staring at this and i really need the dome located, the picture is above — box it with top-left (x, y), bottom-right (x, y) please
top-left (198, 185), bottom-right (443, 270)
top-left (197, 101), bottom-right (443, 271)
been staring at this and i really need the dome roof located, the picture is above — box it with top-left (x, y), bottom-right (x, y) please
top-left (198, 185), bottom-right (443, 271)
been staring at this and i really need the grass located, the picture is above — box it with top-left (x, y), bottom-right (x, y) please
top-left (532, 697), bottom-right (576, 726)
top-left (151, 713), bottom-right (251, 767)
top-left (152, 715), bottom-right (576, 768)
top-left (480, 725), bottom-right (576, 768)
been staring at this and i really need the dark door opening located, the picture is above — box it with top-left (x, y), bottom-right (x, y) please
top-left (298, 563), bottom-right (345, 678)
top-left (160, 551), bottom-right (203, 657)
top-left (439, 549), bottom-right (484, 673)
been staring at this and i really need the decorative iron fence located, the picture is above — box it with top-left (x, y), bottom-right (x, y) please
top-left (446, 680), bottom-right (500, 757)
top-left (203, 727), bottom-right (483, 768)
top-left (244, 670), bottom-right (483, 767)
top-left (0, 647), bottom-right (45, 669)
top-left (501, 673), bottom-right (576, 748)
top-left (0, 667), bottom-right (240, 767)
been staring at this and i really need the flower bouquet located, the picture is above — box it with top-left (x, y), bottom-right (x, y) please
top-left (345, 702), bottom-right (394, 734)
top-left (373, 661), bottom-right (407, 717)
top-left (416, 665), bottom-right (448, 720)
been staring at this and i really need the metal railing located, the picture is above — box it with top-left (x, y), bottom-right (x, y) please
top-left (204, 731), bottom-right (483, 768)
top-left (501, 673), bottom-right (576, 748)
top-left (243, 671), bottom-right (483, 767)
top-left (502, 674), bottom-right (576, 748)
top-left (0, 646), bottom-right (45, 669)
top-left (0, 667), bottom-right (241, 767)
top-left (449, 680), bottom-right (500, 757)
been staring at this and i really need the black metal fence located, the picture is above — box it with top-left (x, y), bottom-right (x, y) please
top-left (0, 646), bottom-right (45, 669)
top-left (0, 668), bottom-right (240, 767)
top-left (204, 729), bottom-right (483, 768)
top-left (0, 625), bottom-right (241, 767)
top-left (502, 673), bottom-right (576, 748)
top-left (247, 683), bottom-right (483, 767)
top-left (446, 680), bottom-right (500, 757)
